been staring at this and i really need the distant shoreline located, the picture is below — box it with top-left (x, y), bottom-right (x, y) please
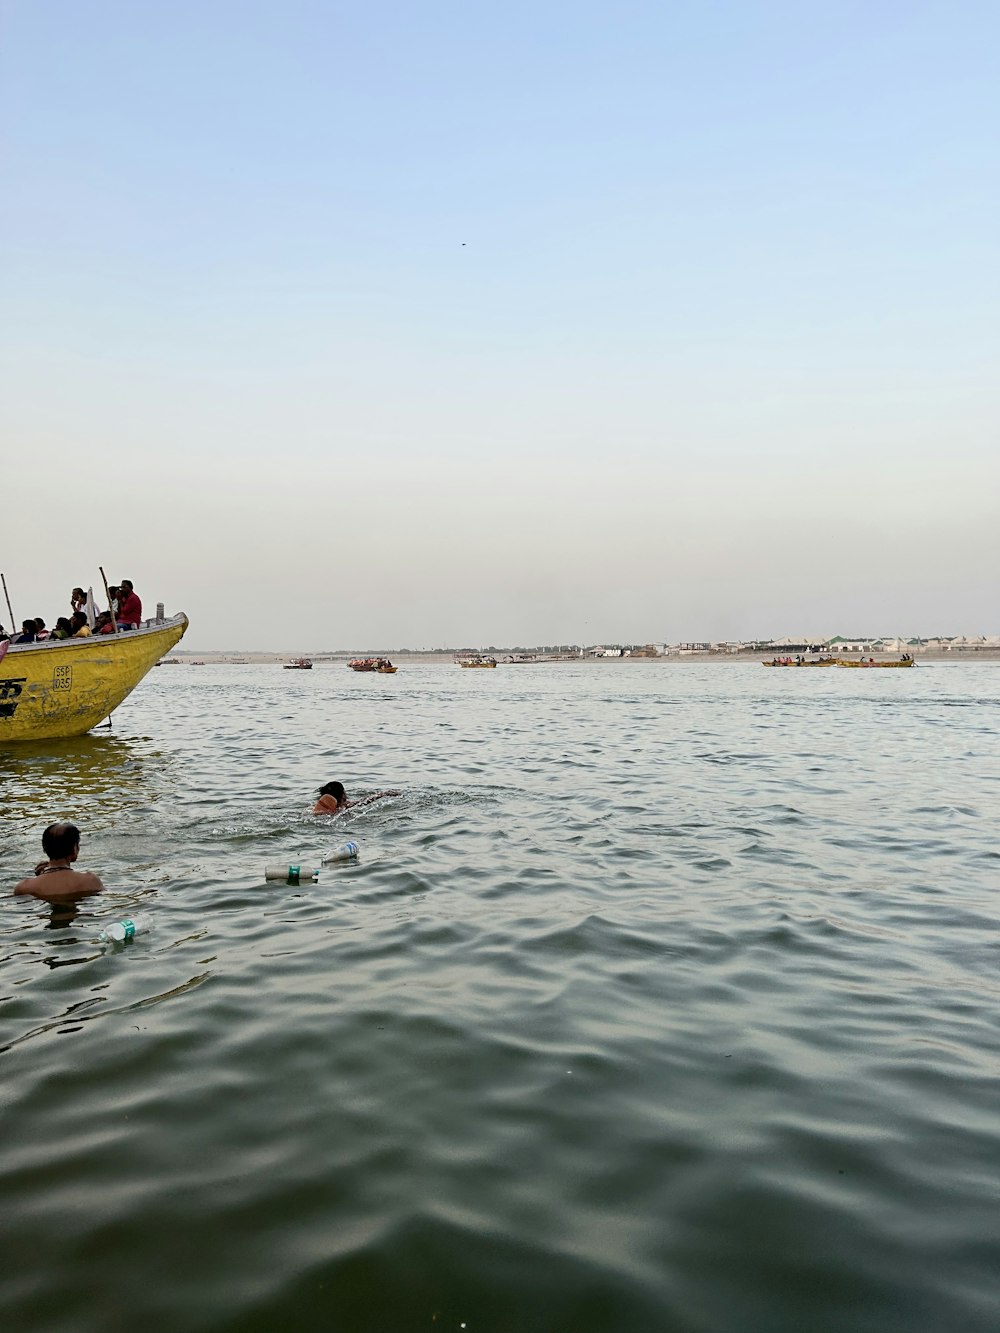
top-left (161, 651), bottom-right (1000, 666)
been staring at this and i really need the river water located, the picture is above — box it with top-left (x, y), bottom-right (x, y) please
top-left (2, 661), bottom-right (999, 1332)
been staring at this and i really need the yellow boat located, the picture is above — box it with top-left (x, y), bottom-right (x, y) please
top-left (0, 614), bottom-right (188, 743)
top-left (456, 655), bottom-right (497, 668)
top-left (835, 658), bottom-right (915, 668)
top-left (762, 658), bottom-right (837, 667)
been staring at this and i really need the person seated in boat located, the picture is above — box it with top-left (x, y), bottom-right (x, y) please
top-left (312, 781), bottom-right (402, 815)
top-left (50, 617), bottom-right (73, 640)
top-left (14, 822), bottom-right (104, 900)
top-left (116, 579), bottom-right (142, 629)
top-left (14, 619), bottom-right (37, 643)
top-left (69, 611), bottom-right (92, 638)
top-left (95, 611), bottom-right (116, 635)
top-left (34, 618), bottom-right (50, 640)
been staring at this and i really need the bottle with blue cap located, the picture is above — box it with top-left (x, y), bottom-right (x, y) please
top-left (323, 840), bottom-right (359, 864)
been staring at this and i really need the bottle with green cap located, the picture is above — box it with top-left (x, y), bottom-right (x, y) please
top-left (98, 918), bottom-right (149, 944)
top-left (264, 864), bottom-right (320, 884)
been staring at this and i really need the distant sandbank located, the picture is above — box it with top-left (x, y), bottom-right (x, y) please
top-left (162, 651), bottom-right (1000, 666)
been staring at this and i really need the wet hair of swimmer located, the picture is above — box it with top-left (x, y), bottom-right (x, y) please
top-left (42, 822), bottom-right (81, 859)
top-left (318, 781), bottom-right (347, 806)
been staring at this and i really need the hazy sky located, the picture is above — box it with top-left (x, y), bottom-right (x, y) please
top-left (3, 1), bottom-right (997, 649)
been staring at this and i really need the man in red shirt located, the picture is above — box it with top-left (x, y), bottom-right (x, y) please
top-left (117, 579), bottom-right (143, 629)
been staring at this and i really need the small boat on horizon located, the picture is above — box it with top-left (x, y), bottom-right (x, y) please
top-left (349, 658), bottom-right (396, 673)
top-left (456, 654), bottom-right (498, 668)
top-left (836, 658), bottom-right (915, 668)
top-left (763, 656), bottom-right (916, 669)
top-left (284, 658), bottom-right (313, 670)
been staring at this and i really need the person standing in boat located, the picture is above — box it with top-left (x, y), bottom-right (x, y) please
top-left (117, 579), bottom-right (142, 629)
top-left (14, 823), bottom-right (104, 900)
top-left (312, 781), bottom-right (402, 815)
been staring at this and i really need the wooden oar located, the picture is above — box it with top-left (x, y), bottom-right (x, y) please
top-left (1, 572), bottom-right (14, 633)
top-left (98, 566), bottom-right (119, 634)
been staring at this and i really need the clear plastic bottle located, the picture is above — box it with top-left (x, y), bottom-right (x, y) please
top-left (323, 840), bottom-right (359, 864)
top-left (264, 864), bottom-right (320, 883)
top-left (98, 918), bottom-right (148, 944)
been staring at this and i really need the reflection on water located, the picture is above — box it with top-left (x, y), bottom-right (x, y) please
top-left (0, 733), bottom-right (169, 839)
top-left (43, 900), bottom-right (81, 931)
top-left (1, 664), bottom-right (999, 1333)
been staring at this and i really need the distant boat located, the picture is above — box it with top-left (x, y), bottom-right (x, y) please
top-left (456, 654), bottom-right (497, 668)
top-left (762, 657), bottom-right (837, 667)
top-left (284, 658), bottom-right (313, 670)
top-left (349, 658), bottom-right (396, 673)
top-left (836, 658), bottom-right (915, 669)
top-left (763, 656), bottom-right (915, 669)
top-left (0, 614), bottom-right (189, 742)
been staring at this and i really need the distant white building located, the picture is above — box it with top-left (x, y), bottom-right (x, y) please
top-left (826, 636), bottom-right (885, 653)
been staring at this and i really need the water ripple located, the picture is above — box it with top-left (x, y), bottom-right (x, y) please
top-left (2, 662), bottom-right (999, 1331)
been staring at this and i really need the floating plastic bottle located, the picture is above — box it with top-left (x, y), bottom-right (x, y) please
top-left (323, 841), bottom-right (359, 864)
top-left (265, 864), bottom-right (320, 884)
top-left (98, 918), bottom-right (148, 944)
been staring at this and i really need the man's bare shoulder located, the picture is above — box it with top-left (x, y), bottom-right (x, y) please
top-left (14, 869), bottom-right (104, 898)
top-left (72, 871), bottom-right (104, 894)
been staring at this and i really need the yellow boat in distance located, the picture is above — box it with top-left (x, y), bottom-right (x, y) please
top-left (0, 613), bottom-right (188, 743)
top-left (456, 654), bottom-right (497, 668)
top-left (762, 657), bottom-right (838, 667)
top-left (762, 656), bottom-right (916, 669)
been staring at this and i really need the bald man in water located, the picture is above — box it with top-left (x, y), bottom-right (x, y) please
top-left (14, 822), bottom-right (104, 899)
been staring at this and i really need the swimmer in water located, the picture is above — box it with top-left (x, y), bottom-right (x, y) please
top-left (14, 822), bottom-right (104, 900)
top-left (312, 781), bottom-right (401, 815)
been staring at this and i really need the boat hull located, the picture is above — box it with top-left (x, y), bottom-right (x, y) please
top-left (835, 660), bottom-right (915, 669)
top-left (763, 658), bottom-right (914, 668)
top-left (0, 615), bottom-right (188, 742)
